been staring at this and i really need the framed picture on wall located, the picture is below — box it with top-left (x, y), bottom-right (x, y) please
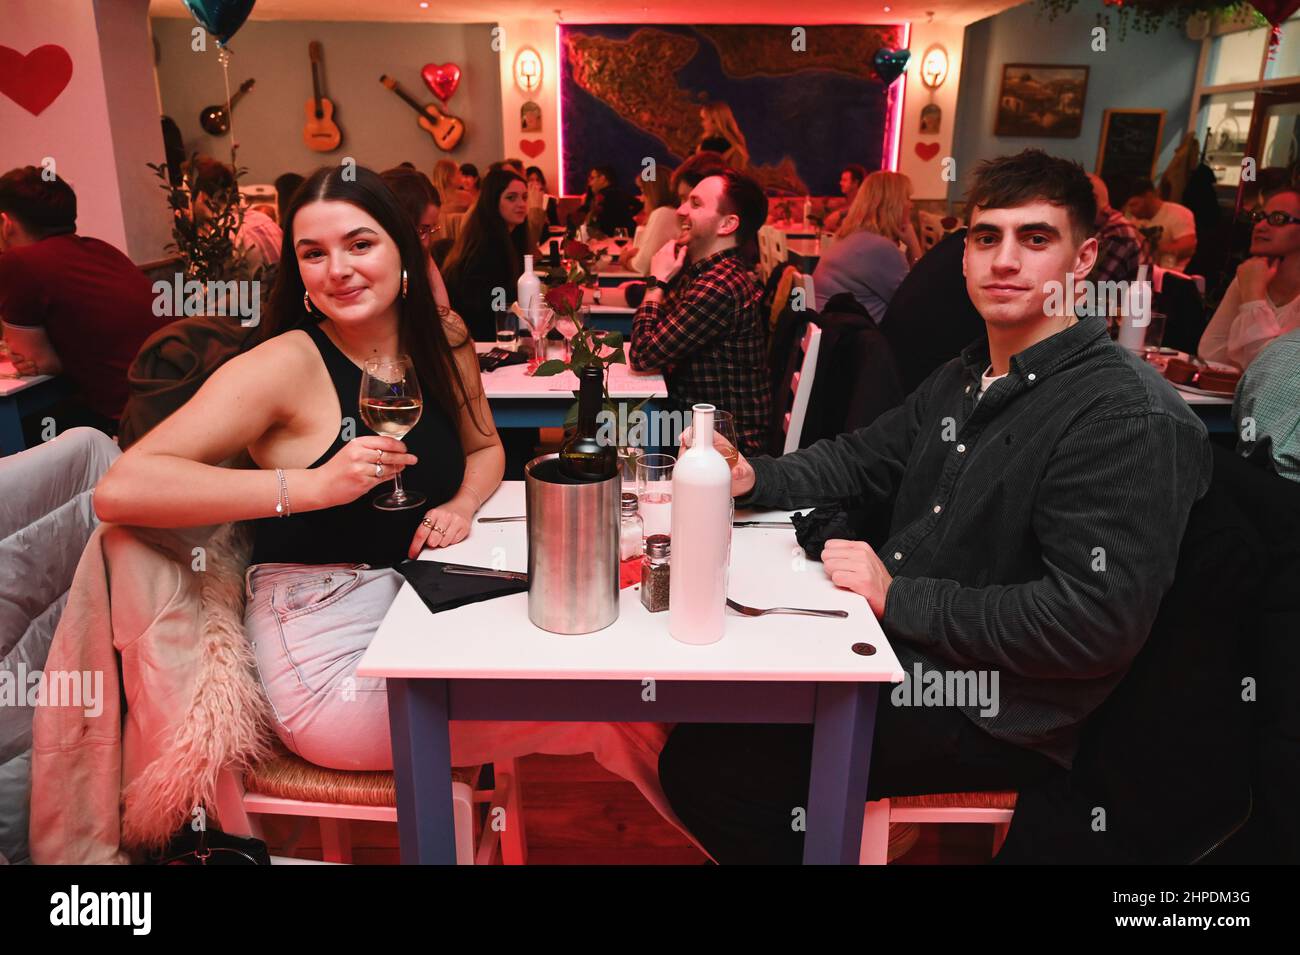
top-left (994, 64), bottom-right (1089, 138)
top-left (1095, 108), bottom-right (1166, 181)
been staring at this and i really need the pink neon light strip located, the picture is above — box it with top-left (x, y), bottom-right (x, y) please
top-left (884, 21), bottom-right (910, 172)
top-left (556, 24), bottom-right (567, 196)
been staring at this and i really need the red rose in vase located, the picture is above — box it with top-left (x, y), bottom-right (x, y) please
top-left (545, 282), bottom-right (585, 316)
top-left (562, 239), bottom-right (593, 262)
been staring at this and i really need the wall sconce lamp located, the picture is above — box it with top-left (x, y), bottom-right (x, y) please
top-left (514, 47), bottom-right (543, 93)
top-left (920, 45), bottom-right (949, 91)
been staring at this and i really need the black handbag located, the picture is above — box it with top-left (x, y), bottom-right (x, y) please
top-left (154, 813), bottom-right (271, 865)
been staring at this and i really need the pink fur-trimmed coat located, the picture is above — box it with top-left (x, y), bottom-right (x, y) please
top-left (30, 522), bottom-right (272, 863)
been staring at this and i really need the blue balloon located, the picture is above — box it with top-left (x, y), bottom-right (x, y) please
top-left (872, 48), bottom-right (911, 86)
top-left (182, 0), bottom-right (256, 47)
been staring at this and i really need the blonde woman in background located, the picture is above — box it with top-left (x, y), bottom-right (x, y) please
top-left (837, 170), bottom-right (923, 265)
top-left (620, 169), bottom-right (681, 275)
top-left (433, 159), bottom-right (465, 216)
top-left (812, 171), bottom-right (918, 319)
top-left (698, 102), bottom-right (750, 170)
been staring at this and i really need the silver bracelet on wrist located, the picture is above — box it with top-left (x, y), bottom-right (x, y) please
top-left (274, 468), bottom-right (291, 517)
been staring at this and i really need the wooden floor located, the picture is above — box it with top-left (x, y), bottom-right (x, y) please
top-left (261, 753), bottom-right (993, 864)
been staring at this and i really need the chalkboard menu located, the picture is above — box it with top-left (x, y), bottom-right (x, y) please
top-left (1096, 109), bottom-right (1166, 180)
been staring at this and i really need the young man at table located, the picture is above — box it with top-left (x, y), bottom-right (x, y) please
top-left (658, 149), bottom-right (1213, 864)
top-left (822, 163), bottom-right (867, 234)
top-left (628, 168), bottom-right (771, 455)
top-left (0, 165), bottom-right (164, 435)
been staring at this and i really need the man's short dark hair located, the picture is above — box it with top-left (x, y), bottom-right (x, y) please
top-left (189, 155), bottom-right (237, 198)
top-left (715, 168), bottom-right (768, 247)
top-left (965, 149), bottom-right (1097, 243)
top-left (0, 165), bottom-right (77, 237)
top-left (672, 151), bottom-right (729, 193)
top-left (842, 163), bottom-right (868, 185)
top-left (591, 164), bottom-right (616, 184)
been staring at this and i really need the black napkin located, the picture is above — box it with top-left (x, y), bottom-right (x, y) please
top-left (397, 560), bottom-right (529, 615)
top-left (790, 505), bottom-right (892, 561)
top-left (478, 348), bottom-right (530, 372)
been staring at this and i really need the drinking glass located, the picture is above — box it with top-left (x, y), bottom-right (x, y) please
top-left (495, 308), bottom-right (518, 351)
top-left (359, 355), bottom-right (426, 511)
top-left (711, 410), bottom-right (740, 469)
top-left (554, 306), bottom-right (585, 362)
top-left (514, 302), bottom-right (555, 374)
top-left (618, 445), bottom-right (644, 492)
top-left (636, 453), bottom-right (675, 539)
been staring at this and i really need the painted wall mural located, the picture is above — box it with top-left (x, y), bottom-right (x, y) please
top-left (558, 24), bottom-right (904, 196)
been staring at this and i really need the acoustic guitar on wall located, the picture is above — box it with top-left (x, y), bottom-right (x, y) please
top-left (199, 78), bottom-right (254, 137)
top-left (379, 74), bottom-right (464, 152)
top-left (303, 41), bottom-right (342, 152)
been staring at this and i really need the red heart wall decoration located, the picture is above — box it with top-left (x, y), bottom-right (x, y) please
top-left (520, 139), bottom-right (545, 158)
top-left (0, 44), bottom-right (74, 116)
top-left (421, 62), bottom-right (461, 102)
top-left (914, 142), bottom-right (941, 161)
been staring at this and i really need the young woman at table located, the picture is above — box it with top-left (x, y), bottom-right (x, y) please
top-left (1198, 186), bottom-right (1300, 370)
top-left (620, 169), bottom-right (681, 275)
top-left (525, 165), bottom-right (560, 228)
top-left (811, 171), bottom-right (916, 320)
top-left (93, 166), bottom-right (676, 814)
top-left (441, 167), bottom-right (535, 342)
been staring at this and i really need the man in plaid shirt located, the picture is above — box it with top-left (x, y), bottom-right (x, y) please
top-left (1088, 174), bottom-right (1150, 286)
top-left (629, 169), bottom-right (772, 454)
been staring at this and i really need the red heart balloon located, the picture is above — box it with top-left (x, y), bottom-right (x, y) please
top-left (421, 62), bottom-right (461, 102)
top-left (0, 44), bottom-right (73, 116)
top-left (1248, 0), bottom-right (1300, 26)
top-left (915, 141), bottom-right (941, 161)
top-left (520, 138), bottom-right (545, 158)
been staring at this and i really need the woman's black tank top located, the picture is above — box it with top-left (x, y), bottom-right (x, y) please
top-left (250, 322), bottom-right (466, 569)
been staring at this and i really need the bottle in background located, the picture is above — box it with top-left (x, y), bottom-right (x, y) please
top-left (668, 404), bottom-right (731, 645)
top-left (517, 253), bottom-right (540, 316)
top-left (559, 365), bottom-right (617, 482)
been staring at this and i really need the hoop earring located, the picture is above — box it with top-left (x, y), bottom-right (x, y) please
top-left (303, 291), bottom-right (312, 313)
top-left (401, 269), bottom-right (409, 299)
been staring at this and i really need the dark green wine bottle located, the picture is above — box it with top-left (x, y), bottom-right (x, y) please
top-left (559, 365), bottom-right (617, 481)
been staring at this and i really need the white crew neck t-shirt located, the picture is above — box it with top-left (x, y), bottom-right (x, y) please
top-left (976, 365), bottom-right (1007, 402)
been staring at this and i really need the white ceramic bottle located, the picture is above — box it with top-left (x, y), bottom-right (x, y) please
top-left (668, 404), bottom-right (732, 645)
top-left (517, 254), bottom-right (540, 317)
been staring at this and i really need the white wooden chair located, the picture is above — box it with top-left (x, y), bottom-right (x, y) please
top-left (215, 746), bottom-right (526, 865)
top-left (860, 792), bottom-right (1015, 864)
top-left (757, 225), bottom-right (776, 282)
top-left (769, 227), bottom-right (789, 277)
top-left (781, 271), bottom-right (821, 455)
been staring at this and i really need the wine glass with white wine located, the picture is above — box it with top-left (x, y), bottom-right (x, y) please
top-left (359, 354), bottom-right (426, 511)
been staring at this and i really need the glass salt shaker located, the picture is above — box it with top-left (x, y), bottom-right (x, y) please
top-left (620, 492), bottom-right (644, 562)
top-left (640, 534), bottom-right (671, 612)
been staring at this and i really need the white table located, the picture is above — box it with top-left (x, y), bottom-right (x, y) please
top-left (1171, 383), bottom-right (1233, 434)
top-left (358, 481), bottom-right (902, 864)
top-left (475, 342), bottom-right (665, 428)
top-left (0, 361), bottom-right (59, 454)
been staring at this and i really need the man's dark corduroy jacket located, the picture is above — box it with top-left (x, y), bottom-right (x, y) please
top-left (741, 317), bottom-right (1213, 767)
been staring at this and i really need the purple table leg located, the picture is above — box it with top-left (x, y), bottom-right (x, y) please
top-left (804, 682), bottom-right (879, 864)
top-left (386, 678), bottom-right (457, 864)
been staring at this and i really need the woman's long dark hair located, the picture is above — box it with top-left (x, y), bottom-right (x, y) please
top-left (263, 164), bottom-right (486, 435)
top-left (440, 167), bottom-right (528, 292)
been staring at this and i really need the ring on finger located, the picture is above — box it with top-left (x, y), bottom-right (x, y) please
top-left (374, 462), bottom-right (384, 478)
top-left (421, 517), bottom-right (434, 529)
top-left (375, 451), bottom-right (384, 465)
